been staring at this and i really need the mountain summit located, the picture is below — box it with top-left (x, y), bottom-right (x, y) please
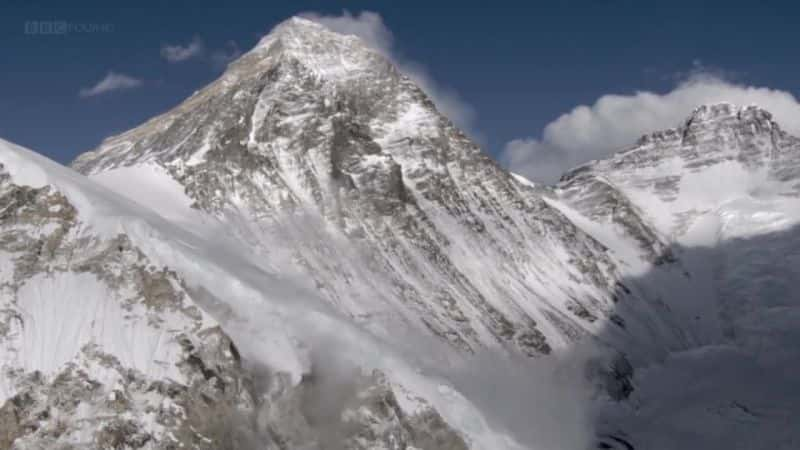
top-left (73, 16), bottom-right (405, 174)
top-left (250, 16), bottom-right (394, 80)
top-left (74, 16), bottom-right (628, 360)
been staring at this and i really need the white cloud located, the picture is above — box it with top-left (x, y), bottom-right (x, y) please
top-left (301, 10), bottom-right (479, 140)
top-left (160, 36), bottom-right (204, 63)
top-left (502, 75), bottom-right (800, 184)
top-left (79, 72), bottom-right (142, 98)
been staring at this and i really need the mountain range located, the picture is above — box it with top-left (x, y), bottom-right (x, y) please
top-left (1, 17), bottom-right (798, 450)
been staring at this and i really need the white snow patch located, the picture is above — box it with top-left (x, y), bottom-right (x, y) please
top-left (0, 272), bottom-right (185, 401)
top-left (89, 163), bottom-right (204, 226)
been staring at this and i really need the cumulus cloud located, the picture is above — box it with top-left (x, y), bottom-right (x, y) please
top-left (502, 74), bottom-right (800, 184)
top-left (301, 10), bottom-right (479, 140)
top-left (160, 36), bottom-right (205, 62)
top-left (79, 71), bottom-right (142, 97)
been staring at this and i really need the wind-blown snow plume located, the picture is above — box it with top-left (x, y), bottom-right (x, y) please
top-left (301, 10), bottom-right (479, 139)
top-left (166, 211), bottom-right (600, 450)
top-left (79, 71), bottom-right (142, 97)
top-left (161, 35), bottom-right (205, 62)
top-left (209, 40), bottom-right (242, 69)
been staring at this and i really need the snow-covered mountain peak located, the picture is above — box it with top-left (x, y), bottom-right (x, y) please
top-left (255, 16), bottom-right (340, 48)
top-left (631, 102), bottom-right (778, 149)
top-left (263, 16), bottom-right (327, 36)
top-left (687, 102), bottom-right (738, 123)
top-left (66, 17), bottom-right (800, 447)
top-left (64, 16), bottom-right (646, 447)
top-left (684, 102), bottom-right (777, 134)
top-left (72, 15), bottom-right (421, 175)
top-left (559, 103), bottom-right (800, 247)
top-left (242, 15), bottom-right (393, 83)
top-left (72, 7), bottom-right (630, 368)
top-left (687, 102), bottom-right (774, 125)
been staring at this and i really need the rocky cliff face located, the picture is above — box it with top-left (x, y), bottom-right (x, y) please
top-left (0, 149), bottom-right (256, 448)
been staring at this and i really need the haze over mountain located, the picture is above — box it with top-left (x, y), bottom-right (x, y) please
top-left (0, 16), bottom-right (798, 450)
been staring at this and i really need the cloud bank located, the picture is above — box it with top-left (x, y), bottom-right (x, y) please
top-left (79, 72), bottom-right (142, 97)
top-left (301, 11), bottom-right (479, 140)
top-left (161, 36), bottom-right (205, 63)
top-left (502, 75), bottom-right (800, 184)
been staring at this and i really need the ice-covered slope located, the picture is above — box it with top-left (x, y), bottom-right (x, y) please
top-left (73, 17), bottom-right (638, 360)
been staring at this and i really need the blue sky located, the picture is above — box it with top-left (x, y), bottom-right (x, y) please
top-left (2, 0), bottom-right (800, 180)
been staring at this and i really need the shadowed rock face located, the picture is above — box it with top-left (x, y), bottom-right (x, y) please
top-left (73, 17), bottom-right (625, 360)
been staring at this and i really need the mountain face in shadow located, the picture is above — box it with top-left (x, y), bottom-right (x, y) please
top-left (591, 221), bottom-right (800, 450)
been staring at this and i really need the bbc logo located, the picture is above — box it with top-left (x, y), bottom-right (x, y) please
top-left (25, 21), bottom-right (68, 35)
top-left (24, 21), bottom-right (114, 35)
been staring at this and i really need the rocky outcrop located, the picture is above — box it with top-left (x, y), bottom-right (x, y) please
top-left (0, 163), bottom-right (258, 449)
